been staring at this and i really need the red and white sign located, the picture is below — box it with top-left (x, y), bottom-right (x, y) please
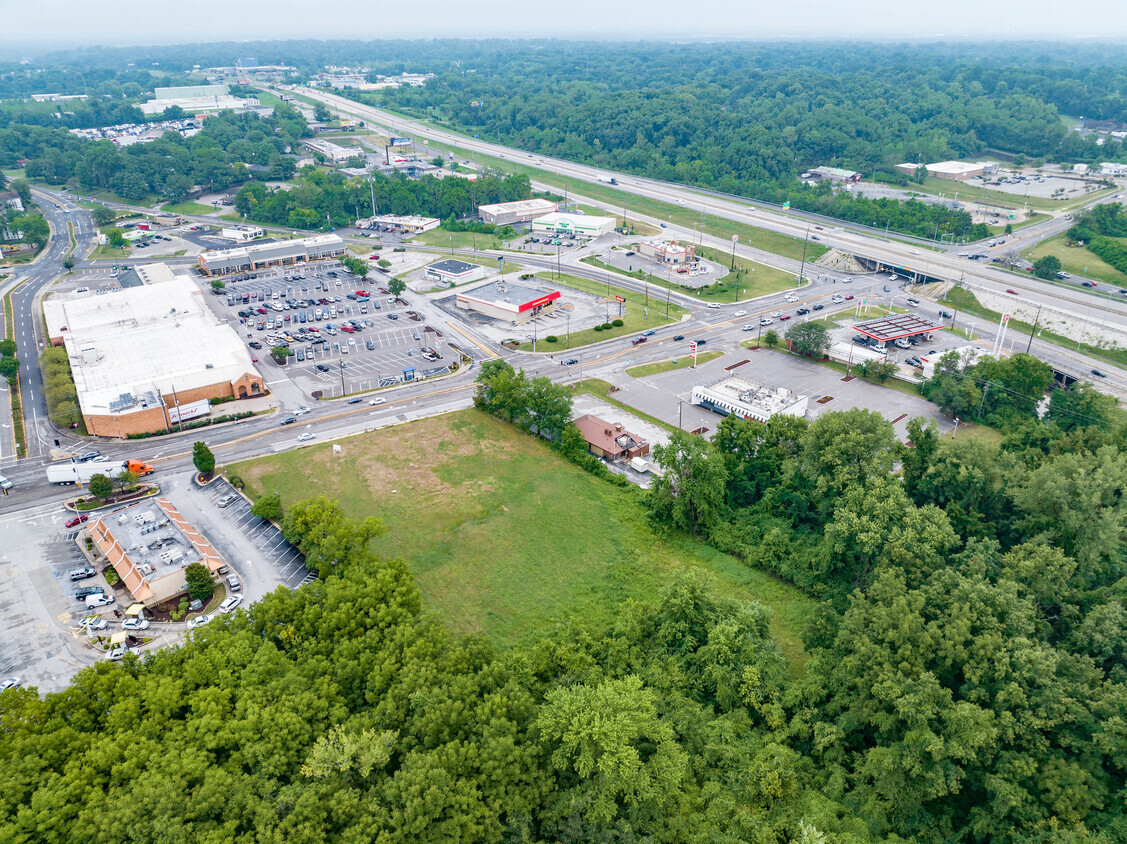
top-left (1001, 313), bottom-right (1010, 324)
top-left (689, 341), bottom-right (698, 352)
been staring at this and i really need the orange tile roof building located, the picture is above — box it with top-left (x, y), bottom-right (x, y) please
top-left (572, 414), bottom-right (650, 462)
top-left (88, 498), bottom-right (227, 607)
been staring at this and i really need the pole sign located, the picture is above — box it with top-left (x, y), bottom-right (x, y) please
top-left (689, 341), bottom-right (698, 352)
top-left (614, 295), bottom-right (626, 303)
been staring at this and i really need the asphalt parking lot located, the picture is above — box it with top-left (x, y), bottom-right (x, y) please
top-left (204, 480), bottom-right (313, 590)
top-left (203, 262), bottom-right (456, 397)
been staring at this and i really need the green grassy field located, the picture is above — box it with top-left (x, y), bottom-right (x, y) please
top-left (411, 228), bottom-right (507, 250)
top-left (626, 350), bottom-right (724, 377)
top-left (1025, 233), bottom-right (1127, 287)
top-left (162, 200), bottom-right (217, 216)
top-left (89, 245), bottom-right (130, 260)
top-left (527, 271), bottom-right (686, 349)
top-left (235, 410), bottom-right (816, 670)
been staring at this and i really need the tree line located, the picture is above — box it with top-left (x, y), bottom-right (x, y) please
top-left (233, 168), bottom-right (532, 230)
top-left (3, 394), bottom-right (1125, 841)
top-left (0, 107), bottom-right (309, 202)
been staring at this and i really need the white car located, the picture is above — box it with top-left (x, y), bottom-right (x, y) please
top-left (294, 406), bottom-right (312, 416)
top-left (122, 618), bottom-right (149, 631)
top-left (771, 311), bottom-right (781, 318)
top-left (369, 398), bottom-right (386, 405)
top-left (106, 646), bottom-right (130, 661)
top-left (1, 677), bottom-right (20, 691)
top-left (219, 596), bottom-right (244, 614)
top-left (298, 432), bottom-right (315, 442)
top-left (742, 324), bottom-right (756, 331)
top-left (189, 614), bottom-right (211, 629)
top-left (706, 303), bottom-right (721, 310)
top-left (79, 617), bottom-right (108, 631)
top-left (910, 250), bottom-right (920, 255)
top-left (760, 318), bottom-right (773, 325)
top-left (733, 310), bottom-right (747, 317)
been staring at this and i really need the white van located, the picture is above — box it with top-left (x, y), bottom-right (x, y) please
top-left (86, 593), bottom-right (114, 608)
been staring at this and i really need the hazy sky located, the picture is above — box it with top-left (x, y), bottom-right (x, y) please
top-left (9, 0), bottom-right (1127, 49)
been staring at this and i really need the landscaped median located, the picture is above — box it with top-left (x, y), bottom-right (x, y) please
top-left (625, 351), bottom-right (724, 377)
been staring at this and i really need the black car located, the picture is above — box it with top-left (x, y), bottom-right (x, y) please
top-left (796, 307), bottom-right (810, 315)
top-left (316, 363), bottom-right (331, 372)
top-left (905, 357), bottom-right (923, 367)
top-left (939, 310), bottom-right (953, 319)
top-left (672, 335), bottom-right (685, 341)
top-left (1092, 368), bottom-right (1107, 378)
top-left (73, 586), bottom-right (104, 601)
top-left (693, 339), bottom-right (708, 346)
top-left (347, 397), bottom-right (363, 404)
top-left (366, 340), bottom-right (375, 350)
top-left (563, 358), bottom-right (579, 366)
top-left (851, 335), bottom-right (870, 345)
top-left (812, 304), bottom-right (825, 311)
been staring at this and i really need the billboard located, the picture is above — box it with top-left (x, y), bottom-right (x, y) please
top-left (389, 137), bottom-right (411, 146)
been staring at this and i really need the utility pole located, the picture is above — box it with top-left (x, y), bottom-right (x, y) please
top-left (339, 360), bottom-right (346, 397)
top-left (1025, 304), bottom-right (1043, 354)
top-left (797, 224), bottom-right (811, 285)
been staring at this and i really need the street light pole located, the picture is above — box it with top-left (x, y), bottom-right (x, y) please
top-left (339, 360), bottom-right (346, 396)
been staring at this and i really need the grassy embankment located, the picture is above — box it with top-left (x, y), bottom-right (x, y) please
top-left (942, 285), bottom-right (1127, 369)
top-left (236, 409), bottom-right (817, 672)
top-left (625, 351), bottom-right (724, 377)
top-left (2, 284), bottom-right (27, 454)
top-left (1025, 233), bottom-right (1127, 288)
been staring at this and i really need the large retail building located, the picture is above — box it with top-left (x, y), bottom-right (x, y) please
top-left (530, 212), bottom-right (616, 239)
top-left (197, 234), bottom-right (347, 276)
top-left (44, 269), bottom-right (264, 437)
top-left (478, 198), bottom-right (557, 226)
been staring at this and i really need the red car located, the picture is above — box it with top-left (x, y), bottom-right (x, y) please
top-left (845, 294), bottom-right (855, 300)
top-left (256, 307), bottom-right (267, 314)
top-left (65, 514), bottom-right (89, 528)
top-left (1006, 289), bottom-right (1018, 295)
top-left (779, 314), bottom-right (792, 321)
top-left (341, 325), bottom-right (355, 333)
top-left (355, 289), bottom-right (368, 296)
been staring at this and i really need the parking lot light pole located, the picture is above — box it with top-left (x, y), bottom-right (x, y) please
top-left (339, 360), bottom-right (346, 397)
top-left (565, 313), bottom-right (570, 349)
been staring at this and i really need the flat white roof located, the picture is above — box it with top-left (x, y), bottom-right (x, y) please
top-left (532, 211), bottom-right (616, 231)
top-left (927, 161), bottom-right (983, 174)
top-left (478, 198), bottom-right (557, 214)
top-left (43, 272), bottom-right (257, 417)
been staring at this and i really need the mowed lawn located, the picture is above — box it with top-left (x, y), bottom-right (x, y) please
top-left (235, 410), bottom-right (815, 672)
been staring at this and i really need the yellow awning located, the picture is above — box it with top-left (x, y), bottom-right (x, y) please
top-left (109, 631), bottom-right (128, 645)
top-left (125, 603), bottom-right (146, 617)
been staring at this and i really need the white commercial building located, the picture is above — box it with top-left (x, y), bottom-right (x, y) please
top-left (478, 198), bottom-right (558, 226)
top-left (138, 84), bottom-right (257, 115)
top-left (531, 212), bottom-right (616, 239)
top-left (691, 376), bottom-right (808, 423)
top-left (302, 138), bottom-right (357, 164)
top-left (43, 271), bottom-right (264, 438)
top-left (895, 160), bottom-right (985, 181)
top-left (425, 259), bottom-right (486, 286)
top-left (357, 215), bottom-right (440, 234)
top-left (221, 225), bottom-right (264, 242)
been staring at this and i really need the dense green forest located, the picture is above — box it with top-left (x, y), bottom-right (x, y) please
top-left (233, 169), bottom-right (532, 230)
top-left (0, 108), bottom-right (309, 201)
top-left (4, 384), bottom-right (1125, 842)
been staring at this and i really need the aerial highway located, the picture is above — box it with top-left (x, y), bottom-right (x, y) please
top-left (297, 87), bottom-right (1127, 336)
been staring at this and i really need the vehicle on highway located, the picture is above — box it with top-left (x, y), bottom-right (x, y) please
top-left (672, 335), bottom-right (684, 341)
top-left (642, 329), bottom-right (656, 336)
top-left (0, 475), bottom-right (11, 491)
top-left (779, 315), bottom-right (792, 321)
top-left (742, 324), bottom-right (756, 331)
top-left (76, 450), bottom-right (101, 462)
top-left (631, 337), bottom-right (648, 346)
top-left (812, 304), bottom-right (824, 311)
top-left (706, 303), bottom-right (721, 309)
top-left (1092, 369), bottom-right (1107, 378)
top-left (796, 307), bottom-right (810, 315)
top-left (65, 514), bottom-right (89, 528)
top-left (1081, 281), bottom-right (1096, 288)
top-left (1006, 289), bottom-right (1018, 295)
top-left (122, 618), bottom-right (149, 632)
top-left (907, 298), bottom-right (920, 306)
top-left (733, 310), bottom-right (747, 317)
top-left (347, 397), bottom-right (362, 404)
top-left (279, 416), bottom-right (296, 426)
top-left (760, 318), bottom-right (773, 325)
top-left (294, 406), bottom-right (312, 416)
top-left (692, 339), bottom-right (708, 345)
top-left (369, 398), bottom-right (386, 405)
top-left (298, 432), bottom-right (316, 442)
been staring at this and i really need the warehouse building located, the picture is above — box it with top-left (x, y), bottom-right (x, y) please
top-left (691, 376), bottom-right (808, 423)
top-left (637, 240), bottom-right (696, 265)
top-left (531, 212), bottom-right (616, 239)
top-left (895, 160), bottom-right (985, 181)
top-left (425, 259), bottom-right (486, 286)
top-left (478, 198), bottom-right (558, 226)
top-left (89, 498), bottom-right (228, 608)
top-left (456, 280), bottom-right (561, 322)
top-left (302, 138), bottom-right (357, 164)
top-left (138, 84), bottom-right (257, 115)
top-left (197, 234), bottom-right (346, 276)
top-left (43, 272), bottom-right (264, 437)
